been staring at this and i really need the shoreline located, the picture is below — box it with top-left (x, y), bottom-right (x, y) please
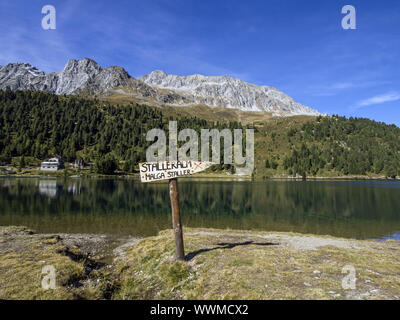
top-left (1, 226), bottom-right (399, 300)
top-left (0, 171), bottom-right (399, 181)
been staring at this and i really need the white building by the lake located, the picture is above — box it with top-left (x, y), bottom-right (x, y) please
top-left (40, 156), bottom-right (65, 171)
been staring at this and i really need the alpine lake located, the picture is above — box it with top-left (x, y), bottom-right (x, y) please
top-left (0, 177), bottom-right (399, 241)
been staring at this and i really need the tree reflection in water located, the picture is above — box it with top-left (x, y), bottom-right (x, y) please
top-left (0, 178), bottom-right (399, 240)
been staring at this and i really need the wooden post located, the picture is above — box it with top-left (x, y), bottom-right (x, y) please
top-left (169, 178), bottom-right (185, 261)
top-left (139, 160), bottom-right (214, 260)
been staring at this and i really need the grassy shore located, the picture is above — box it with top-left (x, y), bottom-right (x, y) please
top-left (0, 226), bottom-right (399, 300)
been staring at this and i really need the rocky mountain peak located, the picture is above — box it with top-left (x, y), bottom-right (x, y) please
top-left (55, 58), bottom-right (103, 94)
top-left (140, 70), bottom-right (167, 84)
top-left (0, 63), bottom-right (47, 91)
top-left (62, 58), bottom-right (102, 75)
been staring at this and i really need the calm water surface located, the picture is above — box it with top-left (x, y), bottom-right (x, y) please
top-left (0, 177), bottom-right (399, 240)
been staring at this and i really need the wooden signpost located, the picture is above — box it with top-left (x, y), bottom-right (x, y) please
top-left (139, 160), bottom-right (214, 260)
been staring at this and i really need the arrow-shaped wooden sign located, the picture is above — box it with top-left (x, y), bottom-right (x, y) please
top-left (139, 160), bottom-right (215, 261)
top-left (139, 160), bottom-right (214, 183)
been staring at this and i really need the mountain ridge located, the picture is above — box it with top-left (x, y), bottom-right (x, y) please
top-left (0, 58), bottom-right (320, 117)
top-left (140, 70), bottom-right (319, 115)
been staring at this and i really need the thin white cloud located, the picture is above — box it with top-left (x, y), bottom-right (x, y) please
top-left (307, 80), bottom-right (388, 97)
top-left (355, 92), bottom-right (400, 108)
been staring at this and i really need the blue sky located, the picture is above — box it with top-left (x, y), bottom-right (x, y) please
top-left (0, 0), bottom-right (399, 126)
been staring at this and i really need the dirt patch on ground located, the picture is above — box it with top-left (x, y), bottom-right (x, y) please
top-left (188, 230), bottom-right (362, 251)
